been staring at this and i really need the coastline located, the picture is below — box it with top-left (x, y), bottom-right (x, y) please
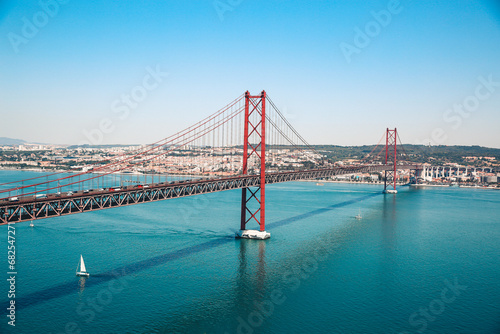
top-left (299, 179), bottom-right (499, 190)
top-left (0, 168), bottom-right (498, 190)
top-left (302, 179), bottom-right (391, 186)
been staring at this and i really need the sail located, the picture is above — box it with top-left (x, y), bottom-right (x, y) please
top-left (80, 255), bottom-right (87, 273)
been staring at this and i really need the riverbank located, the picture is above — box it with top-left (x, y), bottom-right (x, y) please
top-left (301, 179), bottom-right (405, 186)
top-left (1, 168), bottom-right (498, 190)
top-left (410, 183), bottom-right (499, 190)
top-left (301, 179), bottom-right (500, 190)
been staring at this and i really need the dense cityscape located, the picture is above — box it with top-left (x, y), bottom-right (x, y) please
top-left (1, 142), bottom-right (498, 188)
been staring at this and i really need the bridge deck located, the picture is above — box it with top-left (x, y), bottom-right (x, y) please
top-left (0, 164), bottom-right (418, 225)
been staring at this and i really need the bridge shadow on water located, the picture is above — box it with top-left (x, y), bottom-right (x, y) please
top-left (4, 192), bottom-right (382, 311)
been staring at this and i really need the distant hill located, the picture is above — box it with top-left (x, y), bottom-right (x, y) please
top-left (0, 137), bottom-right (26, 145)
top-left (313, 144), bottom-right (500, 166)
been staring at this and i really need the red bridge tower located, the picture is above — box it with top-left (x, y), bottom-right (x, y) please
top-left (384, 128), bottom-right (398, 194)
top-left (238, 91), bottom-right (270, 239)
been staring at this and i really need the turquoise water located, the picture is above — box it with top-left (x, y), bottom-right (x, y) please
top-left (1, 170), bottom-right (499, 333)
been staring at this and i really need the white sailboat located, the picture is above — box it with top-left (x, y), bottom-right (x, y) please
top-left (355, 208), bottom-right (362, 220)
top-left (76, 255), bottom-right (90, 277)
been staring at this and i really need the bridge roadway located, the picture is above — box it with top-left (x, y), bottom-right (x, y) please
top-left (0, 164), bottom-right (419, 225)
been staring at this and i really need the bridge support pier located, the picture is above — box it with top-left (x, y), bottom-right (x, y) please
top-left (415, 168), bottom-right (423, 181)
top-left (237, 90), bottom-right (270, 240)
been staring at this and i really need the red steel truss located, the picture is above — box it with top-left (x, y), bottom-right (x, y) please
top-left (384, 128), bottom-right (398, 192)
top-left (0, 164), bottom-right (419, 225)
top-left (240, 91), bottom-right (267, 232)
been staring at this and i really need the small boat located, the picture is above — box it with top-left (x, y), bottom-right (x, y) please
top-left (29, 221), bottom-right (34, 227)
top-left (355, 208), bottom-right (362, 220)
top-left (76, 255), bottom-right (90, 277)
top-left (316, 182), bottom-right (324, 186)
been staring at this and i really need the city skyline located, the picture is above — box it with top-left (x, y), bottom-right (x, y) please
top-left (1, 1), bottom-right (500, 148)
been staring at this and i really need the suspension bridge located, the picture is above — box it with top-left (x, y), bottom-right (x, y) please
top-left (0, 91), bottom-right (420, 237)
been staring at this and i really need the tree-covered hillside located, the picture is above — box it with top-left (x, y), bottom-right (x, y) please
top-left (314, 145), bottom-right (500, 167)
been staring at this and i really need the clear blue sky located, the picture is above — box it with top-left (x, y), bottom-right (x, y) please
top-left (1, 0), bottom-right (499, 147)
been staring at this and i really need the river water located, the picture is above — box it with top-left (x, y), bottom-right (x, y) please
top-left (1, 170), bottom-right (499, 333)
